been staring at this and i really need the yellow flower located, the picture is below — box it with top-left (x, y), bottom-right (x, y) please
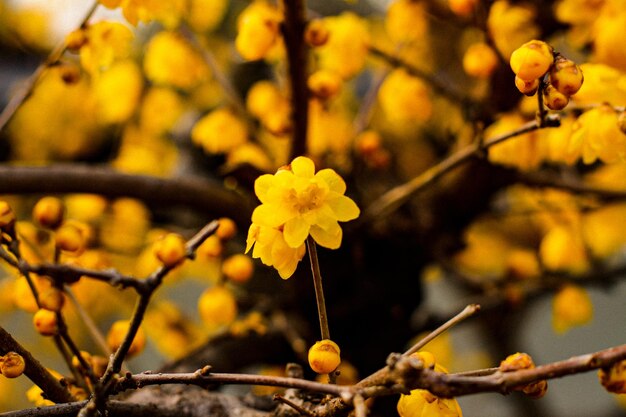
top-left (317, 12), bottom-right (370, 79)
top-left (93, 60), bottom-right (143, 124)
top-left (569, 105), bottom-right (626, 164)
top-left (251, 156), bottom-right (360, 249)
top-left (552, 284), bottom-right (593, 334)
top-left (144, 31), bottom-right (210, 90)
top-left (245, 222), bottom-right (306, 279)
top-left (397, 352), bottom-right (462, 417)
top-left (99, 0), bottom-right (186, 28)
top-left (79, 21), bottom-right (134, 74)
top-left (191, 108), bottom-right (248, 154)
top-left (385, 0), bottom-right (429, 44)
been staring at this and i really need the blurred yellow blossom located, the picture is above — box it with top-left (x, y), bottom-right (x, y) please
top-left (378, 68), bottom-right (432, 123)
top-left (191, 108), bottom-right (248, 154)
top-left (77, 22), bottom-right (134, 74)
top-left (552, 284), bottom-right (593, 333)
top-left (569, 105), bottom-right (626, 164)
top-left (187, 0), bottom-right (228, 33)
top-left (144, 31), bottom-right (210, 89)
top-left (487, 1), bottom-right (539, 59)
top-left (140, 87), bottom-right (185, 134)
top-left (385, 0), bottom-right (429, 44)
top-left (317, 12), bottom-right (370, 79)
top-left (540, 225), bottom-right (590, 274)
top-left (93, 60), bottom-right (143, 124)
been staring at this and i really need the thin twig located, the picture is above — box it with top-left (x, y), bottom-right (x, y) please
top-left (273, 394), bottom-right (316, 417)
top-left (64, 286), bottom-right (111, 356)
top-left (0, 326), bottom-right (75, 404)
top-left (361, 114), bottom-right (561, 223)
top-left (404, 304), bottom-right (480, 356)
top-left (307, 237), bottom-right (330, 341)
top-left (114, 369), bottom-right (350, 398)
top-left (0, 2), bottom-right (99, 133)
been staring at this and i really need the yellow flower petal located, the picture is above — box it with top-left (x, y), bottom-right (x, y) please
top-left (327, 195), bottom-right (360, 221)
top-left (310, 223), bottom-right (342, 249)
top-left (316, 168), bottom-right (347, 193)
top-left (291, 156), bottom-right (315, 178)
top-left (284, 217), bottom-right (311, 248)
top-left (254, 174), bottom-right (275, 203)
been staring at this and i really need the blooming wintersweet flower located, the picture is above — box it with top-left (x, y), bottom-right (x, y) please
top-left (246, 156), bottom-right (360, 279)
top-left (252, 156), bottom-right (360, 249)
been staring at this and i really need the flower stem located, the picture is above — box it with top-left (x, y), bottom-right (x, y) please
top-left (307, 237), bottom-right (330, 341)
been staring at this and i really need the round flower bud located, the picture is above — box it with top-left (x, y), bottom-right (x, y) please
top-left (39, 287), bottom-right (65, 312)
top-left (543, 84), bottom-right (569, 110)
top-left (153, 233), bottom-right (187, 268)
top-left (500, 352), bottom-right (535, 371)
top-left (463, 43), bottom-right (499, 78)
top-left (514, 76), bottom-right (540, 96)
top-left (308, 70), bottom-right (343, 99)
top-left (222, 254), bottom-right (254, 283)
top-left (65, 28), bottom-right (87, 52)
top-left (448, 0), bottom-right (478, 16)
top-left (106, 320), bottom-right (146, 357)
top-left (523, 379), bottom-right (548, 399)
top-left (355, 130), bottom-right (382, 156)
top-left (599, 359), bottom-right (626, 394)
top-left (198, 286), bottom-right (237, 329)
top-left (305, 19), bottom-right (329, 47)
top-left (308, 339), bottom-right (341, 374)
top-left (216, 217), bottom-right (237, 241)
top-left (33, 197), bottom-right (65, 229)
top-left (549, 55), bottom-right (584, 96)
top-left (0, 201), bottom-right (16, 230)
top-left (0, 352), bottom-right (26, 378)
top-left (510, 40), bottom-right (554, 82)
top-left (33, 308), bottom-right (59, 336)
top-left (197, 235), bottom-right (223, 259)
top-left (55, 223), bottom-right (86, 255)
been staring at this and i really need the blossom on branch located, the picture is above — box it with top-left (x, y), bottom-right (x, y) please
top-left (246, 156), bottom-right (359, 279)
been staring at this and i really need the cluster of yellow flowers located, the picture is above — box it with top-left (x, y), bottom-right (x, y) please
top-left (246, 156), bottom-right (359, 279)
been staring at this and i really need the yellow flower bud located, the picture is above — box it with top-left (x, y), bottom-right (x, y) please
top-left (552, 284), bottom-right (593, 334)
top-left (33, 308), bottom-right (58, 336)
top-left (500, 352), bottom-right (548, 398)
top-left (216, 217), bottom-right (237, 240)
top-left (153, 233), bottom-right (187, 268)
top-left (449, 0), bottom-right (478, 16)
top-left (500, 352), bottom-right (535, 372)
top-left (198, 286), bottom-right (238, 329)
top-left (222, 254), bottom-right (254, 284)
top-left (514, 76), bottom-right (539, 96)
top-left (305, 19), bottom-right (329, 47)
top-left (599, 359), bottom-right (626, 394)
top-left (463, 43), bottom-right (499, 79)
top-left (39, 287), bottom-right (65, 312)
top-left (549, 55), bottom-right (583, 96)
top-left (0, 352), bottom-right (26, 378)
top-left (65, 28), bottom-right (88, 52)
top-left (308, 339), bottom-right (341, 374)
top-left (543, 83), bottom-right (569, 110)
top-left (55, 223), bottom-right (86, 255)
top-left (510, 40), bottom-right (554, 82)
top-left (33, 197), bottom-right (65, 229)
top-left (0, 201), bottom-right (16, 230)
top-left (197, 235), bottom-right (223, 259)
top-left (308, 70), bottom-right (343, 100)
top-left (106, 320), bottom-right (146, 357)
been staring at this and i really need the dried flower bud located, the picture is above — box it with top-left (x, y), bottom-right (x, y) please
top-left (0, 352), bottom-right (26, 378)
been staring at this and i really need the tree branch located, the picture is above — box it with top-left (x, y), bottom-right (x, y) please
top-left (360, 114), bottom-right (561, 223)
top-left (281, 0), bottom-right (309, 160)
top-left (0, 327), bottom-right (75, 404)
top-left (0, 165), bottom-right (253, 226)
